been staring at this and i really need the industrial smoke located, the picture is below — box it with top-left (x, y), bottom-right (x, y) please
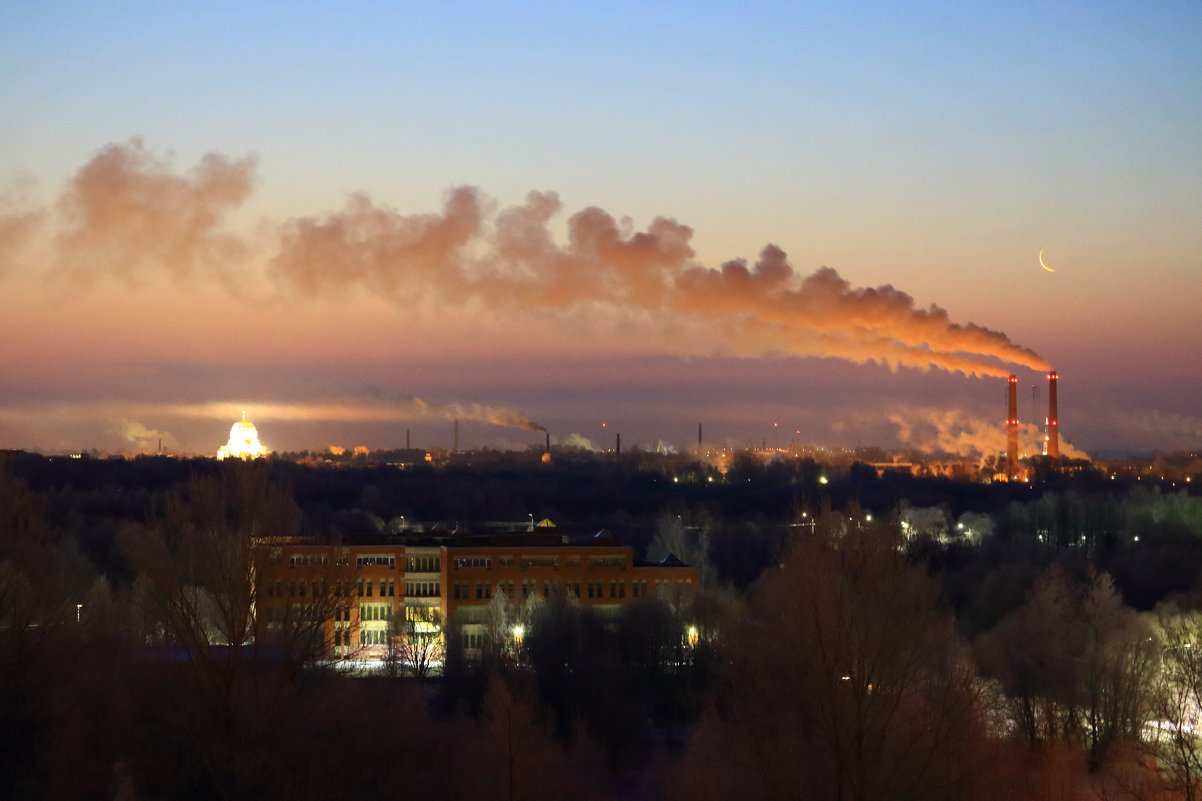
top-left (3, 140), bottom-right (1050, 379)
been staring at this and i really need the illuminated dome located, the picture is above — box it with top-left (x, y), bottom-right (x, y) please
top-left (216, 412), bottom-right (269, 460)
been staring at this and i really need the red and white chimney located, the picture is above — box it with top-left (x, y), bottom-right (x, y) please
top-left (1046, 371), bottom-right (1059, 459)
top-left (1007, 375), bottom-right (1019, 478)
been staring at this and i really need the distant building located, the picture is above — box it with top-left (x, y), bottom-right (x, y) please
top-left (254, 526), bottom-right (700, 661)
top-left (217, 412), bottom-right (268, 460)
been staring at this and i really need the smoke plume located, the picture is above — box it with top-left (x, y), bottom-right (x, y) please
top-left (52, 138), bottom-right (256, 286)
top-left (115, 419), bottom-right (177, 451)
top-left (888, 407), bottom-right (1087, 461)
top-left (5, 139), bottom-right (1048, 376)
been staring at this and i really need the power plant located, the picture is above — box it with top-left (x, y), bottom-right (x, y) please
top-left (1004, 370), bottom-right (1062, 479)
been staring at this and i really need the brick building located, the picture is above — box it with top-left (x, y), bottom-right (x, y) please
top-left (254, 525), bottom-right (699, 661)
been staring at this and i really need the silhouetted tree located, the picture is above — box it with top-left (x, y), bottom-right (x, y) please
top-left (672, 527), bottom-right (989, 801)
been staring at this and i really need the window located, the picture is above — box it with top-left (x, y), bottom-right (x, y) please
top-left (408, 555), bottom-right (440, 572)
top-left (455, 556), bottom-right (492, 570)
top-left (365, 579), bottom-right (373, 597)
top-left (357, 554), bottom-right (396, 568)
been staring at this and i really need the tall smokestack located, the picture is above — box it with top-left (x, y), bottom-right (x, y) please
top-left (698, 423), bottom-right (703, 457)
top-left (1047, 371), bottom-right (1059, 459)
top-left (545, 431), bottom-right (550, 452)
top-left (1007, 375), bottom-right (1019, 479)
top-left (453, 419), bottom-right (459, 453)
top-left (616, 432), bottom-right (621, 456)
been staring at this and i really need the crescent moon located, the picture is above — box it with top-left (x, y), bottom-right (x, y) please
top-left (1039, 249), bottom-right (1055, 272)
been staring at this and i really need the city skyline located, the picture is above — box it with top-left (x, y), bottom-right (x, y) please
top-left (2, 2), bottom-right (1199, 456)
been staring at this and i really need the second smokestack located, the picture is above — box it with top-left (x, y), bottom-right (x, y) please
top-left (1047, 371), bottom-right (1059, 459)
top-left (1007, 375), bottom-right (1019, 478)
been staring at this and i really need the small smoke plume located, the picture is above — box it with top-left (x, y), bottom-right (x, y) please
top-left (115, 419), bottom-right (177, 452)
top-left (4, 139), bottom-right (1047, 376)
top-left (557, 433), bottom-right (599, 451)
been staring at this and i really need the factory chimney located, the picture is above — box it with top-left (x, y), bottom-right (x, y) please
top-left (1046, 371), bottom-right (1059, 459)
top-left (616, 432), bottom-right (622, 456)
top-left (1007, 375), bottom-right (1019, 479)
top-left (453, 419), bottom-right (459, 453)
top-left (697, 423), bottom-right (703, 457)
top-left (545, 431), bottom-right (550, 452)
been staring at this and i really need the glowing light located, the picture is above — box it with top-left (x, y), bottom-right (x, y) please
top-left (818, 476), bottom-right (828, 485)
top-left (686, 625), bottom-right (699, 648)
top-left (216, 411), bottom-right (268, 459)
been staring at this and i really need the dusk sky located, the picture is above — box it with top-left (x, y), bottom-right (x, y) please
top-left (2, 1), bottom-right (1199, 457)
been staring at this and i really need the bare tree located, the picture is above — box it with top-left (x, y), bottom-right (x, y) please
top-left (673, 527), bottom-right (989, 801)
top-left (472, 675), bottom-right (575, 801)
top-left (1152, 609), bottom-right (1202, 800)
top-left (976, 567), bottom-right (1158, 767)
top-left (387, 604), bottom-right (445, 679)
top-left (118, 463), bottom-right (349, 801)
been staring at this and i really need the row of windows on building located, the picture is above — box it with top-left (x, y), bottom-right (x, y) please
top-left (354, 554), bottom-right (441, 571)
top-left (451, 554), bottom-right (630, 572)
top-left (273, 551), bottom-right (441, 571)
top-left (265, 578), bottom-right (442, 600)
top-left (448, 578), bottom-right (668, 602)
top-left (331, 629), bottom-right (390, 647)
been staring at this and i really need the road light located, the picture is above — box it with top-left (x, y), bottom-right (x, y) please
top-left (686, 625), bottom-right (699, 649)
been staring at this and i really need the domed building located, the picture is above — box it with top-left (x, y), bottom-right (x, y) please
top-left (217, 412), bottom-right (269, 460)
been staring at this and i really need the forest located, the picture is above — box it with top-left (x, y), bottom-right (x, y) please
top-left (3, 449), bottom-right (1202, 801)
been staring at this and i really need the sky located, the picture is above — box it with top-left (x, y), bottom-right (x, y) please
top-left (1, 1), bottom-right (1200, 458)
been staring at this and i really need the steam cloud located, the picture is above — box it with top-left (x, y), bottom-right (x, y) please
top-left (888, 408), bottom-right (1087, 461)
top-left (115, 419), bottom-right (178, 451)
top-left (4, 139), bottom-right (1048, 377)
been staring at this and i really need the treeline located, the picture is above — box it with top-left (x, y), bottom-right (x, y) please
top-left (4, 453), bottom-right (1202, 799)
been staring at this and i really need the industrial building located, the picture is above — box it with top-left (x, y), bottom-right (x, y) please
top-left (254, 524), bottom-right (700, 662)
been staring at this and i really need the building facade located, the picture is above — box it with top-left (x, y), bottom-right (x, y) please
top-left (254, 528), bottom-right (699, 662)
